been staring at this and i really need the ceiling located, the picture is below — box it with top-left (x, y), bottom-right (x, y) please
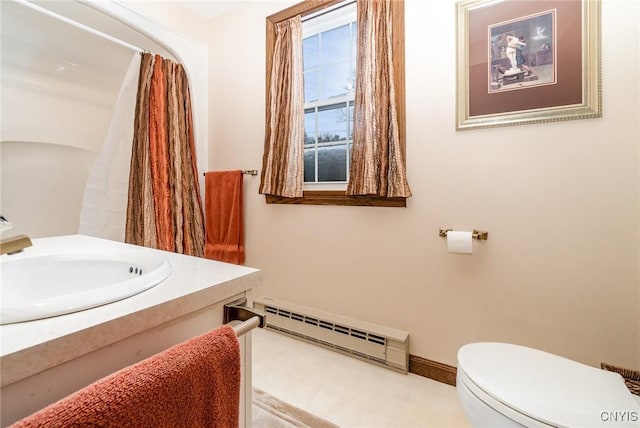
top-left (178, 1), bottom-right (244, 20)
top-left (1, 0), bottom-right (134, 93)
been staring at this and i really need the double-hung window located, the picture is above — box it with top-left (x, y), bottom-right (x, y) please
top-left (262, 0), bottom-right (410, 207)
top-left (302, 2), bottom-right (357, 190)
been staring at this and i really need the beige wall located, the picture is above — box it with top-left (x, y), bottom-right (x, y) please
top-left (121, 1), bottom-right (210, 45)
top-left (208, 0), bottom-right (640, 368)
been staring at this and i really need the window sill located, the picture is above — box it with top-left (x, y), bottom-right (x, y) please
top-left (265, 191), bottom-right (407, 207)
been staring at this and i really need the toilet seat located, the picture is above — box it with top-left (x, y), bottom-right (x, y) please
top-left (457, 343), bottom-right (640, 427)
top-left (457, 366), bottom-right (554, 427)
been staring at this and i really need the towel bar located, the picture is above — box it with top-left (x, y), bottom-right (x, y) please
top-left (224, 298), bottom-right (265, 337)
top-left (203, 170), bottom-right (258, 176)
top-left (232, 316), bottom-right (261, 337)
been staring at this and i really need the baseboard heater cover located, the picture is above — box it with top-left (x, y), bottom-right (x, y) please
top-left (253, 297), bottom-right (409, 373)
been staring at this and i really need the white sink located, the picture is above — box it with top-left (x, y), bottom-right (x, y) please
top-left (1, 236), bottom-right (172, 324)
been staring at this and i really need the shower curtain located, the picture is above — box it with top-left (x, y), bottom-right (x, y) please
top-left (125, 52), bottom-right (205, 257)
top-left (78, 53), bottom-right (141, 242)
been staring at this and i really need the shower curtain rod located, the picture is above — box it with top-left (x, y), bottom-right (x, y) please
top-left (13, 0), bottom-right (144, 54)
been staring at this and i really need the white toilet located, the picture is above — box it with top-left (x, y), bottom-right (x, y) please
top-left (457, 342), bottom-right (640, 427)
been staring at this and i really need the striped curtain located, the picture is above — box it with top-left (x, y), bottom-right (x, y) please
top-left (125, 52), bottom-right (205, 257)
top-left (259, 16), bottom-right (305, 198)
top-left (347, 0), bottom-right (411, 198)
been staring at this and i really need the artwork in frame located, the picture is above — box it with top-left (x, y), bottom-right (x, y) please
top-left (455, 0), bottom-right (601, 131)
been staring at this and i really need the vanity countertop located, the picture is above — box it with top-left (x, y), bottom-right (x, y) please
top-left (0, 234), bottom-right (260, 387)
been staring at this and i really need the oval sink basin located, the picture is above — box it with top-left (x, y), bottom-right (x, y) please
top-left (1, 237), bottom-right (171, 324)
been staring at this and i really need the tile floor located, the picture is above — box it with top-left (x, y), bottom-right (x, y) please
top-left (251, 328), bottom-right (471, 428)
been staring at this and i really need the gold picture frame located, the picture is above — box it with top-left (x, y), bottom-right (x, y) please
top-left (455, 0), bottom-right (601, 131)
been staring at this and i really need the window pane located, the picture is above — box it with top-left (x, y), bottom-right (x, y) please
top-left (304, 109), bottom-right (316, 146)
top-left (348, 101), bottom-right (354, 140)
top-left (304, 148), bottom-right (316, 182)
top-left (321, 24), bottom-right (350, 64)
top-left (304, 70), bottom-right (319, 103)
top-left (351, 22), bottom-right (358, 61)
top-left (303, 35), bottom-right (319, 70)
top-left (321, 62), bottom-right (350, 99)
top-left (318, 145), bottom-right (347, 182)
top-left (318, 103), bottom-right (348, 142)
top-left (350, 22), bottom-right (357, 93)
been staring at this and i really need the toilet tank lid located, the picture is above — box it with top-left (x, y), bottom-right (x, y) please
top-left (457, 342), bottom-right (640, 428)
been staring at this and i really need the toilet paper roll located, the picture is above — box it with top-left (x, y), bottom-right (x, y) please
top-left (447, 231), bottom-right (473, 254)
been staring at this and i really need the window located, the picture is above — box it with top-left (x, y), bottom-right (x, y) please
top-left (302, 3), bottom-right (356, 189)
top-left (263, 0), bottom-right (408, 207)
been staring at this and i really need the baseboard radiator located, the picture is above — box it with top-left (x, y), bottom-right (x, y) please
top-left (253, 297), bottom-right (409, 373)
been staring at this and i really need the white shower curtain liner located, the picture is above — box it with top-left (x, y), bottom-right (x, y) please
top-left (78, 53), bottom-right (141, 241)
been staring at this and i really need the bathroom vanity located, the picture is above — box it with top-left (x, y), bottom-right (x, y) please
top-left (0, 235), bottom-right (260, 426)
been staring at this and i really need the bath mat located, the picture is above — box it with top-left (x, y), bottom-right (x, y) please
top-left (252, 388), bottom-right (339, 428)
top-left (601, 363), bottom-right (640, 396)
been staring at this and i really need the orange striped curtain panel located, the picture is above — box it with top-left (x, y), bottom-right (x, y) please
top-left (126, 52), bottom-right (205, 257)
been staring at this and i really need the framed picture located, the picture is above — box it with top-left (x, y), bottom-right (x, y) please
top-left (455, 0), bottom-right (601, 130)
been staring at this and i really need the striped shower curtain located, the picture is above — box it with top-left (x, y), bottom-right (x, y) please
top-left (125, 52), bottom-right (205, 257)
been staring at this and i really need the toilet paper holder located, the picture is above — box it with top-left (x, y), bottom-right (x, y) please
top-left (439, 228), bottom-right (488, 240)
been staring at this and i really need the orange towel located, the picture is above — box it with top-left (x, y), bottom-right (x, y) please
top-left (11, 325), bottom-right (241, 428)
top-left (204, 171), bottom-right (245, 264)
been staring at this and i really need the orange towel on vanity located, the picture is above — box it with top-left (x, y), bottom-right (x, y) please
top-left (11, 325), bottom-right (241, 428)
top-left (204, 171), bottom-right (245, 264)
